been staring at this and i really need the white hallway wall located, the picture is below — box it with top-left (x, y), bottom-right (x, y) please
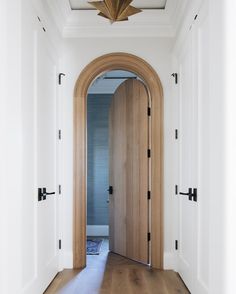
top-left (0, 1), bottom-right (22, 293)
top-left (224, 0), bottom-right (236, 292)
top-left (61, 37), bottom-right (177, 268)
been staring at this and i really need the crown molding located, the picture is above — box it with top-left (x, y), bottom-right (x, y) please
top-left (46, 0), bottom-right (71, 33)
top-left (63, 10), bottom-right (174, 38)
top-left (46, 0), bottom-right (188, 38)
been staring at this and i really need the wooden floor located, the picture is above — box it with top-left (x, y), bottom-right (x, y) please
top-left (45, 240), bottom-right (189, 294)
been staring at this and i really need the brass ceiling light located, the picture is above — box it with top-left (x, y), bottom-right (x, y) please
top-left (88, 0), bottom-right (142, 23)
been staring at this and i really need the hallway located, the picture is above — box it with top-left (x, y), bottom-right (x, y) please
top-left (2, 0), bottom-right (234, 293)
top-left (45, 241), bottom-right (189, 294)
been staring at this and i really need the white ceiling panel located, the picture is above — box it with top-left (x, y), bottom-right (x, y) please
top-left (69, 0), bottom-right (167, 10)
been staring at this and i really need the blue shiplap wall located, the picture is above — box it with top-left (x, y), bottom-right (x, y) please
top-left (87, 94), bottom-right (112, 225)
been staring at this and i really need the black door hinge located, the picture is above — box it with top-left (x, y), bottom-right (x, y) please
top-left (148, 149), bottom-right (151, 158)
top-left (175, 185), bottom-right (178, 195)
top-left (107, 186), bottom-right (113, 195)
top-left (147, 191), bottom-right (151, 200)
top-left (59, 130), bottom-right (62, 140)
top-left (37, 16), bottom-right (46, 32)
top-left (175, 129), bottom-right (178, 140)
top-left (148, 107), bottom-right (151, 116)
top-left (59, 185), bottom-right (62, 195)
top-left (58, 73), bottom-right (65, 85)
top-left (148, 233), bottom-right (151, 242)
top-left (59, 239), bottom-right (62, 250)
top-left (175, 240), bottom-right (178, 250)
top-left (171, 73), bottom-right (178, 84)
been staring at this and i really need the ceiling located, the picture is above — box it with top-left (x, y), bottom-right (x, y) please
top-left (46, 0), bottom-right (187, 37)
top-left (69, 0), bottom-right (167, 10)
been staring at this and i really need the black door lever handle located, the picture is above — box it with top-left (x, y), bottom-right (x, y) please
top-left (43, 188), bottom-right (55, 195)
top-left (45, 192), bottom-right (55, 195)
top-left (179, 188), bottom-right (192, 201)
top-left (179, 192), bottom-right (190, 195)
top-left (179, 188), bottom-right (197, 202)
top-left (38, 187), bottom-right (56, 201)
top-left (179, 188), bottom-right (192, 195)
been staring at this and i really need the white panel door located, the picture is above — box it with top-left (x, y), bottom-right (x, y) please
top-left (36, 27), bottom-right (58, 293)
top-left (178, 2), bottom-right (210, 294)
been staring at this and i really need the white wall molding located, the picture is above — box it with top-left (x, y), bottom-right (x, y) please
top-left (63, 24), bottom-right (174, 38)
top-left (46, 0), bottom-right (71, 34)
top-left (63, 10), bottom-right (174, 38)
top-left (32, 0), bottom-right (62, 54)
top-left (170, 0), bottom-right (188, 36)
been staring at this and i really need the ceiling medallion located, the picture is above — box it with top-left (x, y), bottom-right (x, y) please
top-left (88, 0), bottom-right (142, 23)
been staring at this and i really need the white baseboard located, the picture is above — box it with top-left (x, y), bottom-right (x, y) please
top-left (164, 251), bottom-right (176, 270)
top-left (63, 251), bottom-right (73, 269)
top-left (87, 225), bottom-right (109, 236)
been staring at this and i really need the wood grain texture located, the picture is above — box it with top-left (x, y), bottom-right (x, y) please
top-left (74, 53), bottom-right (163, 269)
top-left (44, 253), bottom-right (190, 294)
top-left (109, 79), bottom-right (149, 264)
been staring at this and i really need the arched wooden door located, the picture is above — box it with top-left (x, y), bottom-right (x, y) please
top-left (109, 79), bottom-right (149, 264)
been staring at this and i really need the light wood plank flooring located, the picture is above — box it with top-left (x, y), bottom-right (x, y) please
top-left (45, 240), bottom-right (189, 294)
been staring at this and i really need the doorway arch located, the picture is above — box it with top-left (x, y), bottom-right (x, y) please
top-left (73, 53), bottom-right (163, 269)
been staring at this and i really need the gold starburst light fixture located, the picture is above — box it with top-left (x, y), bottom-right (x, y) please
top-left (88, 0), bottom-right (142, 23)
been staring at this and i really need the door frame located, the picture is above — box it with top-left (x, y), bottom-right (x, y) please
top-left (73, 52), bottom-right (163, 269)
